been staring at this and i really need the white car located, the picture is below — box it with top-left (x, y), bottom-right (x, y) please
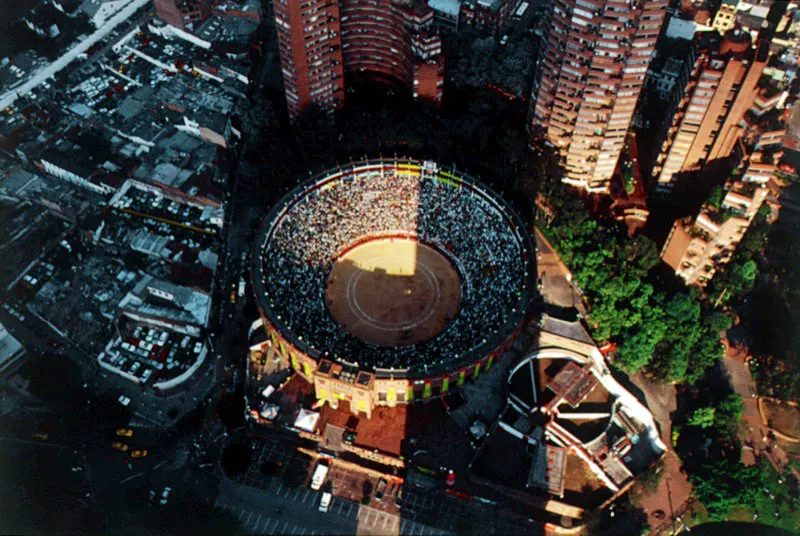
top-left (160, 487), bottom-right (172, 505)
top-left (319, 492), bottom-right (332, 512)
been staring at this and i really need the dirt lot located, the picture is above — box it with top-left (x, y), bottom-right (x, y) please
top-left (762, 400), bottom-right (800, 440)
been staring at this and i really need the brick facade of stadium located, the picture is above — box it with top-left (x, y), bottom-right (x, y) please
top-left (257, 313), bottom-right (527, 417)
top-left (251, 159), bottom-right (535, 417)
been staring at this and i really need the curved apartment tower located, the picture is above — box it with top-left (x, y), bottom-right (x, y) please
top-left (528, 0), bottom-right (667, 193)
top-left (273, 0), bottom-right (444, 118)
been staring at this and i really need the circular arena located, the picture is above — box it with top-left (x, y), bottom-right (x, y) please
top-left (252, 159), bottom-right (535, 381)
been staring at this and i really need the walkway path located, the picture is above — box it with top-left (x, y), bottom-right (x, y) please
top-left (534, 228), bottom-right (587, 314)
top-left (626, 375), bottom-right (693, 535)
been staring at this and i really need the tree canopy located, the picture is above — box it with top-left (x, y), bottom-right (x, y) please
top-left (538, 182), bottom-right (726, 384)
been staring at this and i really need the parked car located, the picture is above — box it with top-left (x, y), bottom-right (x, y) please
top-left (116, 428), bottom-right (133, 437)
top-left (131, 449), bottom-right (148, 458)
top-left (111, 442), bottom-right (129, 452)
top-left (319, 492), bottom-right (332, 512)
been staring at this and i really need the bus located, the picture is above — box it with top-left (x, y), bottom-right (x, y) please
top-left (514, 1), bottom-right (529, 19)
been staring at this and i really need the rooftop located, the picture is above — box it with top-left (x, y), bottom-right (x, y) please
top-left (119, 274), bottom-right (211, 329)
top-left (427, 0), bottom-right (461, 17)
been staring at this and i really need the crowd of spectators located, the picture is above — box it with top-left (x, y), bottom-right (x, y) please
top-left (256, 163), bottom-right (530, 375)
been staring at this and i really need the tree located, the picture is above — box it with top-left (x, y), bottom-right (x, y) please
top-left (740, 259), bottom-right (758, 283)
top-left (707, 185), bottom-right (724, 208)
top-left (714, 394), bottom-right (744, 439)
top-left (684, 327), bottom-right (725, 384)
top-left (704, 311), bottom-right (733, 332)
top-left (689, 459), bottom-right (763, 520)
top-left (688, 407), bottom-right (716, 428)
top-left (614, 305), bottom-right (667, 372)
top-left (647, 293), bottom-right (703, 382)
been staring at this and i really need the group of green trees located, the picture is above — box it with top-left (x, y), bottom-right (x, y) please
top-left (447, 32), bottom-right (537, 98)
top-left (706, 206), bottom-right (771, 307)
top-left (536, 190), bottom-right (730, 384)
top-left (687, 458), bottom-right (797, 522)
top-left (742, 191), bottom-right (800, 401)
top-left (685, 394), bottom-right (744, 440)
top-left (535, 158), bottom-right (779, 386)
top-left (675, 386), bottom-right (800, 527)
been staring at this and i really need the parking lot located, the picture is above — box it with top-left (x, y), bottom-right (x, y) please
top-left (327, 464), bottom-right (401, 509)
top-left (217, 470), bottom-right (359, 535)
top-left (228, 436), bottom-right (545, 535)
top-left (357, 505), bottom-right (449, 536)
top-left (397, 487), bottom-right (542, 535)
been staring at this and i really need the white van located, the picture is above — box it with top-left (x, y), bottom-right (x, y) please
top-left (310, 460), bottom-right (330, 491)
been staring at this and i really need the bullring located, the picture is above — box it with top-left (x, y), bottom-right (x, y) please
top-left (251, 159), bottom-right (535, 413)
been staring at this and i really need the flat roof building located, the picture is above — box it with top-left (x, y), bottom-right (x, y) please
top-left (154, 0), bottom-right (221, 30)
top-left (0, 322), bottom-right (25, 379)
top-left (661, 172), bottom-right (770, 286)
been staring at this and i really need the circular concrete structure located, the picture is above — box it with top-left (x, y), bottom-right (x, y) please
top-left (252, 159), bottom-right (535, 380)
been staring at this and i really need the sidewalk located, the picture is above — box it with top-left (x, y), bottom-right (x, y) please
top-left (627, 374), bottom-right (693, 534)
top-left (534, 227), bottom-right (587, 314)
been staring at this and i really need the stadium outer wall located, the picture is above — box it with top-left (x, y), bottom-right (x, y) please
top-left (250, 159), bottom-right (536, 418)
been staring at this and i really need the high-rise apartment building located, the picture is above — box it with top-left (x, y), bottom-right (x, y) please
top-left (154, 0), bottom-right (219, 29)
top-left (651, 30), bottom-right (769, 194)
top-left (528, 0), bottom-right (667, 193)
top-left (273, 0), bottom-right (445, 118)
top-left (459, 0), bottom-right (520, 36)
top-left (661, 170), bottom-right (770, 286)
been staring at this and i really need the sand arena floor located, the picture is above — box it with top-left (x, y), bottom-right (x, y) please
top-left (325, 238), bottom-right (461, 347)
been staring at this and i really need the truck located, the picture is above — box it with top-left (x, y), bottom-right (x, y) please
top-left (310, 460), bottom-right (330, 491)
top-left (237, 279), bottom-right (246, 298)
